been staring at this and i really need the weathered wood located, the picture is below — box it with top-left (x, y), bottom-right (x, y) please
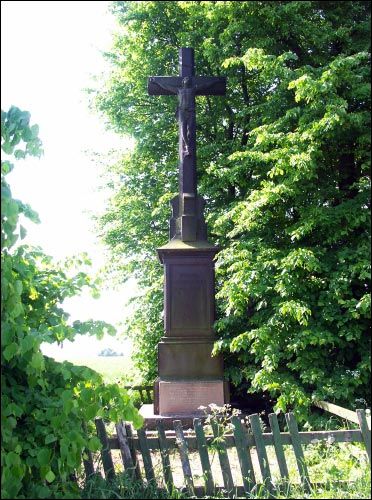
top-left (211, 420), bottom-right (235, 494)
top-left (249, 414), bottom-right (273, 493)
top-left (231, 416), bottom-right (256, 493)
top-left (285, 413), bottom-right (311, 492)
top-left (157, 420), bottom-right (174, 492)
top-left (125, 423), bottom-right (143, 483)
top-left (268, 413), bottom-right (289, 481)
top-left (95, 418), bottom-right (115, 480)
top-left (194, 418), bottom-right (215, 496)
top-left (314, 401), bottom-right (360, 424)
top-left (116, 421), bottom-right (135, 478)
top-left (298, 429), bottom-right (362, 444)
top-left (356, 409), bottom-right (371, 463)
top-left (83, 449), bottom-right (95, 480)
top-left (82, 422), bottom-right (96, 480)
top-left (108, 428), bottom-right (363, 451)
top-left (174, 420), bottom-right (194, 496)
top-left (137, 428), bottom-right (155, 484)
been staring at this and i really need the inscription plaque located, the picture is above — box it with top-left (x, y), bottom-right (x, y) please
top-left (172, 275), bottom-right (204, 329)
top-left (159, 380), bottom-right (224, 415)
top-left (165, 258), bottom-right (214, 336)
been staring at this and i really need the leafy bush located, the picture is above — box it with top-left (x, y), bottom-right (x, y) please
top-left (1, 106), bottom-right (143, 499)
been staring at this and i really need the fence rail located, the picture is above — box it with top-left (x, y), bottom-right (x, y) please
top-left (86, 399), bottom-right (371, 497)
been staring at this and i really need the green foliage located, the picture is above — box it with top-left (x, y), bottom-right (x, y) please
top-left (94, 2), bottom-right (371, 415)
top-left (1, 107), bottom-right (143, 499)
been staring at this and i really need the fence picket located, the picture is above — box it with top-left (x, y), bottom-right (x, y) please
top-left (116, 421), bottom-right (135, 478)
top-left (83, 448), bottom-right (95, 480)
top-left (82, 422), bottom-right (96, 480)
top-left (285, 413), bottom-right (311, 492)
top-left (268, 413), bottom-right (289, 481)
top-left (211, 420), bottom-right (235, 494)
top-left (356, 409), bottom-right (371, 463)
top-left (156, 420), bottom-right (174, 492)
top-left (174, 420), bottom-right (195, 496)
top-left (125, 423), bottom-right (143, 483)
top-left (137, 428), bottom-right (155, 483)
top-left (95, 418), bottom-right (115, 480)
top-left (194, 418), bottom-right (215, 496)
top-left (231, 416), bottom-right (256, 493)
top-left (249, 414), bottom-right (273, 494)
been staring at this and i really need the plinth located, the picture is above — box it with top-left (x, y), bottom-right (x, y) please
top-left (140, 239), bottom-right (228, 428)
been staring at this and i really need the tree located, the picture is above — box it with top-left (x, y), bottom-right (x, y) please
top-left (98, 347), bottom-right (123, 356)
top-left (1, 106), bottom-right (143, 499)
top-left (94, 1), bottom-right (371, 417)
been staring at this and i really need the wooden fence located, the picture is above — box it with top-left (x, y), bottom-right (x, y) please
top-left (123, 385), bottom-right (153, 404)
top-left (85, 397), bottom-right (371, 497)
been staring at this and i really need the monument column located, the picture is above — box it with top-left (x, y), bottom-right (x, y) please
top-left (156, 241), bottom-right (225, 416)
top-left (142, 48), bottom-right (228, 425)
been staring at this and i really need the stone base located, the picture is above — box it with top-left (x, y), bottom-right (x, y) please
top-left (158, 339), bottom-right (223, 379)
top-left (159, 379), bottom-right (224, 415)
top-left (139, 404), bottom-right (205, 430)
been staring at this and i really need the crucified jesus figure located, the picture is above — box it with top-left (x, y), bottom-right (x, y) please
top-left (149, 76), bottom-right (217, 158)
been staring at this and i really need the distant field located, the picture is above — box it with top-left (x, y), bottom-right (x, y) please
top-left (71, 356), bottom-right (135, 384)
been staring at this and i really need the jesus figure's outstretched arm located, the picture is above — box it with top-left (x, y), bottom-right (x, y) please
top-left (148, 77), bottom-right (179, 95)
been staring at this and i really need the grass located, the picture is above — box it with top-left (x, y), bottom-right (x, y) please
top-left (71, 356), bottom-right (136, 384)
top-left (82, 470), bottom-right (370, 499)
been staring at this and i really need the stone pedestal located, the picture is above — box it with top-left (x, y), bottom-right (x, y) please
top-left (150, 239), bottom-right (227, 419)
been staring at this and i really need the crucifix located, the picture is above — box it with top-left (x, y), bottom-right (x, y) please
top-left (142, 48), bottom-right (228, 424)
top-left (148, 47), bottom-right (226, 242)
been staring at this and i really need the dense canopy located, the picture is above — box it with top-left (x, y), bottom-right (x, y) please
top-left (95, 1), bottom-right (371, 417)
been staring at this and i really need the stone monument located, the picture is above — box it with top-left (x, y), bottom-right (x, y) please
top-left (140, 47), bottom-right (228, 427)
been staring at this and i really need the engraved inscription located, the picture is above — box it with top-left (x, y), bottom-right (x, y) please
top-left (159, 381), bottom-right (224, 415)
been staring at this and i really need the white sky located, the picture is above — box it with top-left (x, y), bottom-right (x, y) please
top-left (1, 1), bottom-right (137, 359)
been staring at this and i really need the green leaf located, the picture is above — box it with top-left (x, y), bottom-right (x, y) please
top-left (14, 149), bottom-right (26, 159)
top-left (5, 451), bottom-right (21, 467)
top-left (20, 335), bottom-right (35, 354)
top-left (14, 280), bottom-right (23, 295)
top-left (30, 352), bottom-right (45, 371)
top-left (87, 436), bottom-right (101, 452)
top-left (45, 434), bottom-right (57, 445)
top-left (2, 141), bottom-right (13, 154)
top-left (1, 160), bottom-right (14, 175)
top-left (3, 342), bottom-right (18, 361)
top-left (45, 469), bottom-right (55, 483)
top-left (31, 124), bottom-right (39, 138)
top-left (37, 448), bottom-right (51, 466)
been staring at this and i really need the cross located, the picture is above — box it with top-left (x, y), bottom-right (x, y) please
top-left (148, 47), bottom-right (226, 241)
